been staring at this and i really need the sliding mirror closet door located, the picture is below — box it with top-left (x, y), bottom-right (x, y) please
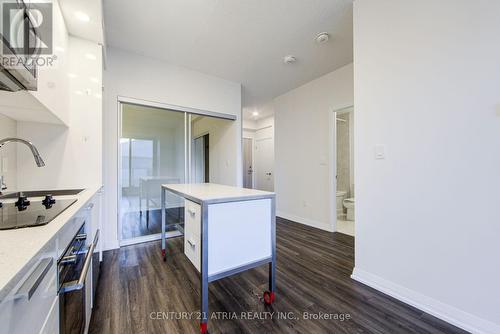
top-left (120, 103), bottom-right (186, 243)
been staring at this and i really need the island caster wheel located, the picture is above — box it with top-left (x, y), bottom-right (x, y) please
top-left (162, 249), bottom-right (166, 262)
top-left (200, 322), bottom-right (208, 334)
top-left (263, 291), bottom-right (275, 305)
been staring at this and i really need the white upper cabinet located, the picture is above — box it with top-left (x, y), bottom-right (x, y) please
top-left (0, 0), bottom-right (70, 126)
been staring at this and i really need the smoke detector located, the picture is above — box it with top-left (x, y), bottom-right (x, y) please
top-left (315, 32), bottom-right (330, 44)
top-left (283, 55), bottom-right (297, 64)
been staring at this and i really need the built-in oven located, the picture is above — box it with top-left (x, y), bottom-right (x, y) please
top-left (58, 223), bottom-right (98, 334)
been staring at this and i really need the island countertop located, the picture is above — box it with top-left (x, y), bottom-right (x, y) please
top-left (162, 183), bottom-right (275, 204)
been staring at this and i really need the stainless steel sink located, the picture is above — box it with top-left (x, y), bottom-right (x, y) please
top-left (0, 189), bottom-right (85, 199)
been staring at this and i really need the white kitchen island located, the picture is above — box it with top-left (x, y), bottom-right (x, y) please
top-left (160, 183), bottom-right (276, 334)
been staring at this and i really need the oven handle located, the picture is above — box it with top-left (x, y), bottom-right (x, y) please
top-left (60, 231), bottom-right (98, 293)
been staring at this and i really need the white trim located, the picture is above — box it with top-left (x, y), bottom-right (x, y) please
top-left (351, 268), bottom-right (500, 334)
top-left (277, 211), bottom-right (334, 232)
top-left (242, 125), bottom-right (273, 133)
top-left (330, 110), bottom-right (338, 232)
top-left (119, 230), bottom-right (182, 247)
top-left (331, 105), bottom-right (354, 233)
top-left (117, 95), bottom-right (237, 120)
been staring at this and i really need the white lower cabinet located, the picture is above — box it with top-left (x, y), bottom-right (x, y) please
top-left (184, 199), bottom-right (201, 271)
top-left (0, 239), bottom-right (57, 334)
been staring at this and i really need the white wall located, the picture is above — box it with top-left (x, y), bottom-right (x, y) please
top-left (274, 63), bottom-right (353, 231)
top-left (192, 116), bottom-right (237, 185)
top-left (0, 115), bottom-right (18, 191)
top-left (353, 1), bottom-right (500, 333)
top-left (16, 37), bottom-right (103, 190)
top-left (103, 47), bottom-right (242, 250)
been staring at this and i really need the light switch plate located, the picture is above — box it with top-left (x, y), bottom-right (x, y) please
top-left (375, 144), bottom-right (386, 159)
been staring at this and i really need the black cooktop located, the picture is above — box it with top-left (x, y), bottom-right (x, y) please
top-left (0, 198), bottom-right (77, 230)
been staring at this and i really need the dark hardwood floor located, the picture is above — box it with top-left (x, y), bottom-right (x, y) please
top-left (121, 208), bottom-right (183, 240)
top-left (89, 218), bottom-right (467, 334)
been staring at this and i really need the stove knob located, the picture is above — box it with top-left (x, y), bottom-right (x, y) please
top-left (15, 196), bottom-right (30, 208)
top-left (42, 194), bottom-right (56, 206)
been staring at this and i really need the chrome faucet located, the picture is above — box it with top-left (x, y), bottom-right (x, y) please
top-left (0, 137), bottom-right (45, 193)
top-left (0, 137), bottom-right (45, 167)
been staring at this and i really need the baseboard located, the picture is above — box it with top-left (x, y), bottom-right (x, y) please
top-left (277, 211), bottom-right (333, 232)
top-left (351, 268), bottom-right (500, 334)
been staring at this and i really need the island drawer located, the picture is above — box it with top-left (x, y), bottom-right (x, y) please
top-left (184, 199), bottom-right (201, 271)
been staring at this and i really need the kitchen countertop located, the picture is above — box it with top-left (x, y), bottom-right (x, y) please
top-left (162, 183), bottom-right (275, 204)
top-left (0, 185), bottom-right (101, 299)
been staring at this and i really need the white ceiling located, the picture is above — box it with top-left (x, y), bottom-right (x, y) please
top-left (103, 0), bottom-right (353, 112)
top-left (59, 0), bottom-right (104, 44)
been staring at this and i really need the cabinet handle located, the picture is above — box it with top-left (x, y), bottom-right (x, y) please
top-left (15, 258), bottom-right (53, 300)
top-left (187, 238), bottom-right (196, 247)
top-left (187, 209), bottom-right (196, 216)
top-left (86, 203), bottom-right (94, 210)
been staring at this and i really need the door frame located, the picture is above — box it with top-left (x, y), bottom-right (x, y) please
top-left (116, 96), bottom-right (236, 246)
top-left (330, 105), bottom-right (354, 234)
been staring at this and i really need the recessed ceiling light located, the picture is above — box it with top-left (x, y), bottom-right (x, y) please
top-left (75, 11), bottom-right (90, 22)
top-left (283, 55), bottom-right (296, 64)
top-left (75, 90), bottom-right (83, 95)
top-left (252, 111), bottom-right (259, 117)
top-left (85, 53), bottom-right (96, 60)
top-left (315, 32), bottom-right (330, 44)
top-left (90, 77), bottom-right (99, 83)
top-left (55, 46), bottom-right (64, 52)
top-left (67, 73), bottom-right (77, 78)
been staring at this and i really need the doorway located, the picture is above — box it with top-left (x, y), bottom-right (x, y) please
top-left (119, 103), bottom-right (186, 244)
top-left (192, 134), bottom-right (209, 183)
top-left (334, 106), bottom-right (354, 236)
top-left (118, 100), bottom-right (236, 246)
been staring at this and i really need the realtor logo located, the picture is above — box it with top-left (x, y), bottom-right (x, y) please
top-left (2, 2), bottom-right (53, 55)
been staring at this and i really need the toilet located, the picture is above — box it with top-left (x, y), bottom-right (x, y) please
top-left (343, 198), bottom-right (355, 221)
top-left (336, 191), bottom-right (347, 218)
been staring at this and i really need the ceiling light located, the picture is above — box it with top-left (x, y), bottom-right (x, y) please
top-left (283, 55), bottom-right (296, 64)
top-left (252, 111), bottom-right (259, 117)
top-left (75, 90), bottom-right (83, 95)
top-left (90, 77), bottom-right (99, 83)
top-left (55, 46), bottom-right (64, 52)
top-left (315, 32), bottom-right (330, 44)
top-left (75, 11), bottom-right (90, 22)
top-left (85, 53), bottom-right (96, 60)
top-left (67, 73), bottom-right (77, 78)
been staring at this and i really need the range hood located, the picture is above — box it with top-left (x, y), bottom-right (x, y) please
top-left (0, 0), bottom-right (38, 92)
top-left (0, 63), bottom-right (37, 91)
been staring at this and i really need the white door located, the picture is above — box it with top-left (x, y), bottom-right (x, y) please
top-left (243, 138), bottom-right (253, 188)
top-left (255, 137), bottom-right (274, 191)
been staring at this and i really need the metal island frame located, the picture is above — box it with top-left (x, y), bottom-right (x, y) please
top-left (160, 183), bottom-right (276, 334)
